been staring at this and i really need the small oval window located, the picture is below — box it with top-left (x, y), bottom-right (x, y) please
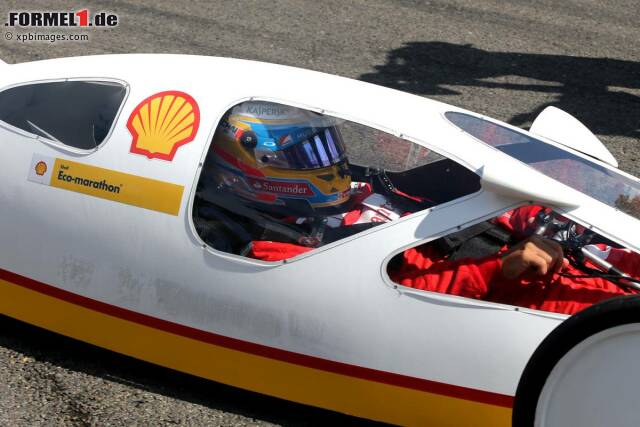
top-left (0, 80), bottom-right (127, 150)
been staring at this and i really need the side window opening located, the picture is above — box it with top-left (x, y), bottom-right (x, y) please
top-left (192, 101), bottom-right (480, 262)
top-left (0, 80), bottom-right (127, 150)
top-left (388, 205), bottom-right (640, 316)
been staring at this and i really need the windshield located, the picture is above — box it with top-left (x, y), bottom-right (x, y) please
top-left (445, 112), bottom-right (640, 220)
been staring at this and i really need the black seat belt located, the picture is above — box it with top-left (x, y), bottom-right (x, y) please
top-left (435, 221), bottom-right (512, 261)
top-left (197, 188), bottom-right (313, 245)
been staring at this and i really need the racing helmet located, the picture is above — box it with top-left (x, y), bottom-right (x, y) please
top-left (209, 101), bottom-right (351, 215)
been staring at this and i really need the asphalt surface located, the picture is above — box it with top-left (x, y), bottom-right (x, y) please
top-left (0, 0), bottom-right (638, 425)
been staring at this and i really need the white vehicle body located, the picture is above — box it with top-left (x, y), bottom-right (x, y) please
top-left (0, 55), bottom-right (638, 426)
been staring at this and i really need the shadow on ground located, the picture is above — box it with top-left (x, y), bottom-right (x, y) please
top-left (361, 42), bottom-right (640, 138)
top-left (0, 315), bottom-right (382, 426)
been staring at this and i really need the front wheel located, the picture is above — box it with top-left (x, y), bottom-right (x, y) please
top-left (513, 295), bottom-right (640, 427)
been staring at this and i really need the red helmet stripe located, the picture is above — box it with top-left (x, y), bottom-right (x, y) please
top-left (212, 146), bottom-right (265, 177)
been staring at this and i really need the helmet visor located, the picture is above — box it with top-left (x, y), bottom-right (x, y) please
top-left (257, 127), bottom-right (347, 170)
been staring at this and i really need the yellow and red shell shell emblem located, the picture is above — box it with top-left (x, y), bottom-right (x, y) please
top-left (127, 91), bottom-right (200, 161)
top-left (35, 161), bottom-right (48, 176)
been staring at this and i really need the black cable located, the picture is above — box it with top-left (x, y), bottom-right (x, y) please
top-left (561, 252), bottom-right (640, 290)
top-left (535, 214), bottom-right (640, 291)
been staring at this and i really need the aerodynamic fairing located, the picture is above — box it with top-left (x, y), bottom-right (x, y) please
top-left (0, 55), bottom-right (639, 426)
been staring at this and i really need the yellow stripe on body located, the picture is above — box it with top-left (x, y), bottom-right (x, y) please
top-left (50, 158), bottom-right (184, 215)
top-left (0, 277), bottom-right (511, 426)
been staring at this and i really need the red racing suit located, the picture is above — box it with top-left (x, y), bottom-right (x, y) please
top-left (391, 205), bottom-right (640, 315)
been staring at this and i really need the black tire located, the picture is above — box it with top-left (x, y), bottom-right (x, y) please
top-left (513, 295), bottom-right (640, 427)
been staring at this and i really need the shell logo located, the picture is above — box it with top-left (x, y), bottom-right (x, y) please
top-left (35, 161), bottom-right (48, 176)
top-left (127, 91), bottom-right (200, 161)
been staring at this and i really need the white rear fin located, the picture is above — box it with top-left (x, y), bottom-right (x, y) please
top-left (530, 106), bottom-right (618, 168)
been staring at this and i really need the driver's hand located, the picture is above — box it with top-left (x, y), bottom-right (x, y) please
top-left (501, 236), bottom-right (569, 280)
